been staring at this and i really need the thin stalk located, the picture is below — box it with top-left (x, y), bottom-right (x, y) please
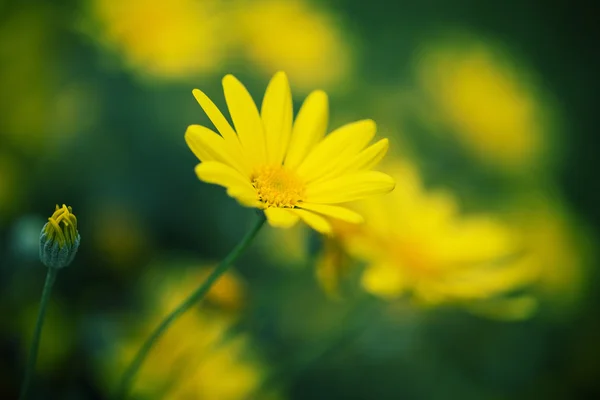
top-left (19, 267), bottom-right (58, 400)
top-left (114, 214), bottom-right (266, 399)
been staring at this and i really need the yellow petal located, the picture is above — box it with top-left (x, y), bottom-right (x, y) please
top-left (185, 125), bottom-right (215, 162)
top-left (222, 74), bottom-right (267, 166)
top-left (343, 138), bottom-right (389, 172)
top-left (306, 171), bottom-right (395, 204)
top-left (432, 254), bottom-right (540, 300)
top-left (361, 261), bottom-right (405, 299)
top-left (291, 209), bottom-right (332, 234)
top-left (226, 188), bottom-right (260, 208)
top-left (185, 125), bottom-right (248, 176)
top-left (313, 138), bottom-right (389, 183)
top-left (194, 161), bottom-right (255, 200)
top-left (261, 71), bottom-right (293, 165)
top-left (192, 88), bottom-right (244, 156)
top-left (264, 207), bottom-right (300, 228)
top-left (297, 119), bottom-right (377, 182)
top-left (284, 90), bottom-right (328, 169)
top-left (299, 203), bottom-right (364, 224)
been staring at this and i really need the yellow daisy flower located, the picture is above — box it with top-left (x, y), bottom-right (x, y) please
top-left (102, 266), bottom-right (272, 400)
top-left (234, 0), bottom-right (352, 91)
top-left (84, 0), bottom-right (230, 81)
top-left (414, 33), bottom-right (557, 171)
top-left (318, 161), bottom-right (541, 319)
top-left (185, 72), bottom-right (395, 234)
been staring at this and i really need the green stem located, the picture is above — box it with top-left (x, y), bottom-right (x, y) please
top-left (114, 214), bottom-right (267, 400)
top-left (19, 267), bottom-right (58, 400)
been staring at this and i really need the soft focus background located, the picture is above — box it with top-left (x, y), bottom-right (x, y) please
top-left (1, 0), bottom-right (599, 399)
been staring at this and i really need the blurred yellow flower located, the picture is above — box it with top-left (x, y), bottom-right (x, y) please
top-left (186, 72), bottom-right (394, 234)
top-left (414, 34), bottom-right (557, 170)
top-left (320, 161), bottom-right (540, 319)
top-left (146, 265), bottom-right (247, 314)
top-left (84, 0), bottom-right (231, 80)
top-left (507, 197), bottom-right (595, 315)
top-left (103, 267), bottom-right (271, 399)
top-left (110, 313), bottom-right (267, 399)
top-left (234, 0), bottom-right (352, 90)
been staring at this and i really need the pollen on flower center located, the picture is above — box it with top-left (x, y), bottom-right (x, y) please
top-left (251, 165), bottom-right (306, 208)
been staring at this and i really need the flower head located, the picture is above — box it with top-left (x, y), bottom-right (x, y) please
top-left (318, 162), bottom-right (540, 319)
top-left (39, 204), bottom-right (80, 268)
top-left (185, 72), bottom-right (395, 234)
top-left (102, 266), bottom-right (274, 399)
top-left (84, 0), bottom-right (231, 81)
top-left (234, 0), bottom-right (352, 90)
top-left (414, 33), bottom-right (556, 170)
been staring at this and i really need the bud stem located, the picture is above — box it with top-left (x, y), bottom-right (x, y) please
top-left (114, 214), bottom-right (267, 399)
top-left (19, 267), bottom-right (58, 400)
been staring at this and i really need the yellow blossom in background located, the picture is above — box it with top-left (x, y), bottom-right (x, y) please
top-left (109, 313), bottom-right (267, 400)
top-left (144, 265), bottom-right (247, 314)
top-left (414, 33), bottom-right (558, 170)
top-left (83, 0), bottom-right (231, 80)
top-left (506, 196), bottom-right (595, 315)
top-left (196, 267), bottom-right (247, 312)
top-left (233, 0), bottom-right (352, 91)
top-left (320, 161), bottom-right (541, 319)
top-left (102, 266), bottom-right (272, 399)
top-left (186, 72), bottom-right (395, 234)
top-left (81, 0), bottom-right (352, 88)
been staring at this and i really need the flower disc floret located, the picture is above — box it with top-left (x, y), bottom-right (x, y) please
top-left (251, 165), bottom-right (305, 209)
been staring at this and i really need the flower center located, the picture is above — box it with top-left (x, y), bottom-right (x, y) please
top-left (393, 238), bottom-right (437, 278)
top-left (251, 165), bottom-right (306, 208)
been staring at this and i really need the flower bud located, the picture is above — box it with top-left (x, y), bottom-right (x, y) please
top-left (39, 204), bottom-right (80, 268)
